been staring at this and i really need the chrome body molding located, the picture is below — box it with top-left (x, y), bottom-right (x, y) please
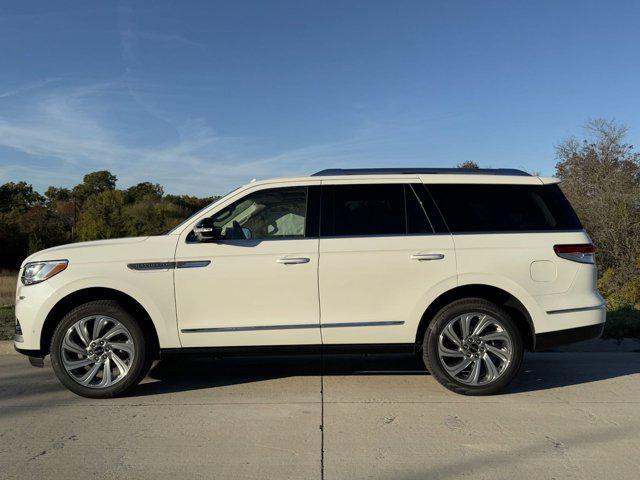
top-left (127, 260), bottom-right (211, 271)
top-left (127, 262), bottom-right (175, 271)
top-left (176, 261), bottom-right (211, 269)
top-left (546, 304), bottom-right (606, 315)
top-left (181, 320), bottom-right (405, 333)
top-left (321, 321), bottom-right (404, 328)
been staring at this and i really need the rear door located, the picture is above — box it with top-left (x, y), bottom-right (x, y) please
top-left (318, 180), bottom-right (457, 344)
top-left (427, 181), bottom-right (595, 333)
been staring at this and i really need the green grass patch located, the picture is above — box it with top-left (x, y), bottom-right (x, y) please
top-left (603, 308), bottom-right (640, 339)
top-left (0, 306), bottom-right (14, 341)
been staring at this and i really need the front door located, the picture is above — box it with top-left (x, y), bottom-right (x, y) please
top-left (175, 183), bottom-right (322, 348)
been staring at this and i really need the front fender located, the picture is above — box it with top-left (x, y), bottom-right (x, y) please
top-left (15, 268), bottom-right (180, 351)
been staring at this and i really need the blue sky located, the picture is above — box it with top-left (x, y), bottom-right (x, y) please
top-left (1, 0), bottom-right (639, 196)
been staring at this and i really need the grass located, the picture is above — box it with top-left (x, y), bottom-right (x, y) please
top-left (0, 272), bottom-right (17, 340)
top-left (0, 271), bottom-right (17, 307)
top-left (603, 308), bottom-right (640, 339)
top-left (0, 306), bottom-right (14, 340)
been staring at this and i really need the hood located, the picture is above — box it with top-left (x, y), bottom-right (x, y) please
top-left (21, 237), bottom-right (150, 267)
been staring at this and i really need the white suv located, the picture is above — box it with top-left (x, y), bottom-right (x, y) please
top-left (14, 168), bottom-right (606, 397)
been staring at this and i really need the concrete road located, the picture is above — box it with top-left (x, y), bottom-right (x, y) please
top-left (1, 351), bottom-right (639, 480)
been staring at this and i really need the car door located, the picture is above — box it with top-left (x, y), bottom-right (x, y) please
top-left (318, 180), bottom-right (457, 344)
top-left (175, 182), bottom-right (322, 348)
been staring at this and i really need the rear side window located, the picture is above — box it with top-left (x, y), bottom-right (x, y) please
top-left (321, 184), bottom-right (433, 236)
top-left (427, 184), bottom-right (583, 233)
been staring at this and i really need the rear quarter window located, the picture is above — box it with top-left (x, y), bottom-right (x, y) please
top-left (427, 184), bottom-right (583, 233)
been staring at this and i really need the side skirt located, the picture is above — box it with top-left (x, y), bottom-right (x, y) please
top-left (160, 343), bottom-right (416, 358)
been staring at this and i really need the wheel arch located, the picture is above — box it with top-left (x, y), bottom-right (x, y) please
top-left (415, 284), bottom-right (535, 351)
top-left (40, 287), bottom-right (160, 357)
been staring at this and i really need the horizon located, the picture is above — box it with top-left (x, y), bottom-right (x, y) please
top-left (1, 0), bottom-right (639, 196)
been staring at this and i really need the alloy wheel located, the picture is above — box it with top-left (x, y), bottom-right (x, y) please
top-left (60, 315), bottom-right (135, 388)
top-left (437, 312), bottom-right (513, 386)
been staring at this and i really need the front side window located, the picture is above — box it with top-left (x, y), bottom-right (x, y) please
top-left (210, 186), bottom-right (308, 240)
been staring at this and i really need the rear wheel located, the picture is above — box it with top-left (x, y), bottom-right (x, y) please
top-left (423, 298), bottom-right (523, 395)
top-left (50, 300), bottom-right (153, 398)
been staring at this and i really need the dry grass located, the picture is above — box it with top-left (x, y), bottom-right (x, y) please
top-left (0, 271), bottom-right (17, 307)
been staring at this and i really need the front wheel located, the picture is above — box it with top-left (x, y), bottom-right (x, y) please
top-left (50, 300), bottom-right (153, 398)
top-left (423, 298), bottom-right (523, 395)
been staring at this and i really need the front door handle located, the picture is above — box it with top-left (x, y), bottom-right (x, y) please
top-left (277, 257), bottom-right (311, 265)
top-left (411, 253), bottom-right (445, 261)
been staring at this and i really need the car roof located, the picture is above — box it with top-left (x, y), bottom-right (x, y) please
top-left (245, 168), bottom-right (558, 187)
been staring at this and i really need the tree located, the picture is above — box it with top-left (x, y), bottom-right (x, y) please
top-left (124, 198), bottom-right (186, 236)
top-left (45, 186), bottom-right (71, 203)
top-left (72, 170), bottom-right (117, 203)
top-left (555, 119), bottom-right (640, 307)
top-left (457, 161), bottom-right (480, 169)
top-left (0, 182), bottom-right (44, 213)
top-left (125, 182), bottom-right (164, 203)
top-left (76, 190), bottom-right (127, 240)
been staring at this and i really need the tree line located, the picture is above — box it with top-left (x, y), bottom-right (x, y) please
top-left (1, 119), bottom-right (639, 310)
top-left (0, 171), bottom-right (216, 269)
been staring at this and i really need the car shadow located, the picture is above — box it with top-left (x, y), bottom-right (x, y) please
top-left (506, 351), bottom-right (640, 393)
top-left (131, 351), bottom-right (640, 397)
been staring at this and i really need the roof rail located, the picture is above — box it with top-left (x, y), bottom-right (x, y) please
top-left (311, 168), bottom-right (531, 177)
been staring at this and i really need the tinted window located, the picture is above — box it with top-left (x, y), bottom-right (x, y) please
top-left (210, 187), bottom-right (308, 240)
top-left (321, 184), bottom-right (432, 236)
top-left (427, 184), bottom-right (583, 232)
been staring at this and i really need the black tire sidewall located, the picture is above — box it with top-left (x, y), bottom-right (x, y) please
top-left (50, 300), bottom-right (151, 398)
top-left (423, 298), bottom-right (524, 395)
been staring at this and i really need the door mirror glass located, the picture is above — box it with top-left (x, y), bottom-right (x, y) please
top-left (193, 218), bottom-right (221, 242)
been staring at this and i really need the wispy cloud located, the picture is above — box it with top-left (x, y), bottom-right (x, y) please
top-left (135, 31), bottom-right (206, 50)
top-left (0, 77), bottom-right (64, 99)
top-left (0, 81), bottom-right (371, 195)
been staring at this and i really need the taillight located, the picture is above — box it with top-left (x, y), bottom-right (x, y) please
top-left (553, 244), bottom-right (595, 264)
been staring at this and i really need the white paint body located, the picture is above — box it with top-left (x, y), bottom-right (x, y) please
top-left (14, 173), bottom-right (605, 352)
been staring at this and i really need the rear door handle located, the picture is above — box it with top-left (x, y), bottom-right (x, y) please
top-left (410, 253), bottom-right (445, 261)
top-left (277, 257), bottom-right (311, 265)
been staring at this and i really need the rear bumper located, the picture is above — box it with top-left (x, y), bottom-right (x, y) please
top-left (535, 323), bottom-right (604, 351)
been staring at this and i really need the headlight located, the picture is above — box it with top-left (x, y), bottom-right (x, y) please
top-left (21, 260), bottom-right (68, 286)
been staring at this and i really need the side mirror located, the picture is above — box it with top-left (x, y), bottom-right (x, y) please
top-left (193, 218), bottom-right (221, 242)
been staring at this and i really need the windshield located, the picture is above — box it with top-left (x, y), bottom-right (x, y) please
top-left (165, 186), bottom-right (243, 235)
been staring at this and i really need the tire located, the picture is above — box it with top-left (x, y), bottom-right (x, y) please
top-left (50, 300), bottom-right (154, 398)
top-left (423, 298), bottom-right (523, 395)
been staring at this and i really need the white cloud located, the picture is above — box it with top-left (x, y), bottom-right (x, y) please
top-left (0, 81), bottom-right (374, 195)
top-left (0, 77), bottom-right (64, 99)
